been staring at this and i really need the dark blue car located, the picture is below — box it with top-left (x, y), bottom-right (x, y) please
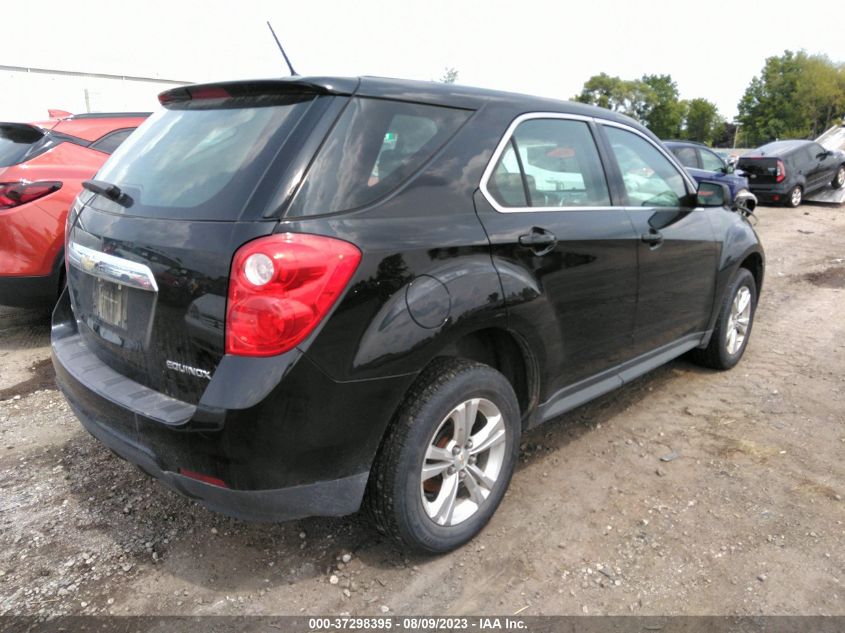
top-left (664, 140), bottom-right (751, 202)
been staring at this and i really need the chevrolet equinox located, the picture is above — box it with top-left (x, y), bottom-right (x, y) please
top-left (52, 77), bottom-right (765, 553)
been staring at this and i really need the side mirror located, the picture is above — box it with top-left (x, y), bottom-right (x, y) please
top-left (696, 181), bottom-right (730, 207)
top-left (732, 191), bottom-right (757, 215)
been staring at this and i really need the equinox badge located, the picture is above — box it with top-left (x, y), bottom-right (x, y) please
top-left (166, 360), bottom-right (212, 380)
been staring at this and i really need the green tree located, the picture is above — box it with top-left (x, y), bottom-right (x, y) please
top-left (574, 73), bottom-right (643, 115)
top-left (439, 67), bottom-right (459, 84)
top-left (737, 50), bottom-right (845, 145)
top-left (637, 74), bottom-right (685, 139)
top-left (575, 73), bottom-right (688, 138)
top-left (683, 98), bottom-right (724, 144)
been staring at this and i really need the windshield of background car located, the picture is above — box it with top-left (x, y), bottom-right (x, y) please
top-left (0, 124), bottom-right (47, 167)
top-left (92, 93), bottom-right (318, 220)
top-left (286, 97), bottom-right (470, 216)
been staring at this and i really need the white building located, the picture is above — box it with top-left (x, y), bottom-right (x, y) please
top-left (1, 64), bottom-right (189, 122)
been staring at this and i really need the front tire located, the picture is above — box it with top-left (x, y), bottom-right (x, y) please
top-left (832, 165), bottom-right (845, 189)
top-left (367, 358), bottom-right (520, 554)
top-left (786, 185), bottom-right (802, 208)
top-left (690, 268), bottom-right (757, 370)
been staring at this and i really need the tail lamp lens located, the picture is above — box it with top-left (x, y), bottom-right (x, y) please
top-left (226, 233), bottom-right (361, 357)
top-left (776, 160), bottom-right (785, 183)
top-left (0, 181), bottom-right (62, 210)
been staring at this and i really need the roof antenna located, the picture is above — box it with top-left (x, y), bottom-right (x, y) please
top-left (267, 21), bottom-right (298, 76)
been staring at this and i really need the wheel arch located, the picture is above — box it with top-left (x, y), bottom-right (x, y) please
top-left (425, 326), bottom-right (539, 423)
top-left (739, 250), bottom-right (764, 298)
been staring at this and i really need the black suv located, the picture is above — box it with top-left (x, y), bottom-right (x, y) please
top-left (52, 77), bottom-right (764, 553)
top-left (737, 139), bottom-right (845, 207)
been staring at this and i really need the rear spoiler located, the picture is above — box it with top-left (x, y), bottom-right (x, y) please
top-left (0, 122), bottom-right (47, 142)
top-left (158, 77), bottom-right (359, 107)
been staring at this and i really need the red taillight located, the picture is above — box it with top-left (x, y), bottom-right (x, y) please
top-left (158, 85), bottom-right (230, 105)
top-left (776, 159), bottom-right (786, 183)
top-left (225, 233), bottom-right (361, 357)
top-left (178, 468), bottom-right (228, 488)
top-left (189, 86), bottom-right (231, 100)
top-left (0, 181), bottom-right (62, 210)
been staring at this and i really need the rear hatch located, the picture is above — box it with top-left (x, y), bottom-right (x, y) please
top-left (64, 82), bottom-right (349, 404)
top-left (736, 156), bottom-right (781, 185)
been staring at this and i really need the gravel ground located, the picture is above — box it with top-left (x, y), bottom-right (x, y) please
top-left (0, 203), bottom-right (843, 617)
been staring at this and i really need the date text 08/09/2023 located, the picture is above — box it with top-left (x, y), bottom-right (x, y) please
top-left (308, 617), bottom-right (528, 630)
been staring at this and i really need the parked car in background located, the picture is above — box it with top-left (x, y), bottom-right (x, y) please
top-left (737, 140), bottom-right (845, 208)
top-left (664, 140), bottom-right (751, 202)
top-left (52, 77), bottom-right (764, 553)
top-left (0, 112), bottom-right (148, 308)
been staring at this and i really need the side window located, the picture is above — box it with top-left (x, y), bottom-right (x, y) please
top-left (809, 143), bottom-right (825, 161)
top-left (800, 147), bottom-right (816, 165)
top-left (603, 126), bottom-right (688, 207)
top-left (89, 128), bottom-right (135, 154)
top-left (672, 146), bottom-right (698, 168)
top-left (486, 140), bottom-right (528, 207)
top-left (699, 149), bottom-right (724, 172)
top-left (288, 98), bottom-right (470, 215)
top-left (487, 118), bottom-right (610, 208)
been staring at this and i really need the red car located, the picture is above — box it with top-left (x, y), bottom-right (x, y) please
top-left (0, 112), bottom-right (148, 308)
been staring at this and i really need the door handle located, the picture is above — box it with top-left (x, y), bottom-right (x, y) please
top-left (641, 230), bottom-right (664, 246)
top-left (519, 228), bottom-right (557, 255)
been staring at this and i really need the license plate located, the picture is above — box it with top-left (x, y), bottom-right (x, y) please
top-left (94, 279), bottom-right (127, 329)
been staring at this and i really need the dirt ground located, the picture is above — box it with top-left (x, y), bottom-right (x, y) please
top-left (0, 203), bottom-right (843, 618)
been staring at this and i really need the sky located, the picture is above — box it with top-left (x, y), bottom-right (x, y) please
top-left (2, 0), bottom-right (844, 120)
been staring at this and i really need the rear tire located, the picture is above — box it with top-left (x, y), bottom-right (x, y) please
top-left (832, 165), bottom-right (845, 189)
top-left (690, 268), bottom-right (757, 370)
top-left (367, 358), bottom-right (520, 554)
top-left (786, 185), bottom-right (802, 208)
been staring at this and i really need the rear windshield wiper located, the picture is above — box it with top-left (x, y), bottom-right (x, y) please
top-left (82, 179), bottom-right (133, 207)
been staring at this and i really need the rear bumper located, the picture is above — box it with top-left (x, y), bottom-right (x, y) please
top-left (51, 290), bottom-right (413, 522)
top-left (0, 271), bottom-right (60, 308)
top-left (53, 339), bottom-right (374, 522)
top-left (746, 182), bottom-right (791, 205)
top-left (68, 391), bottom-right (368, 522)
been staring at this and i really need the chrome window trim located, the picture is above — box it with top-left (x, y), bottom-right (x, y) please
top-left (67, 242), bottom-right (159, 292)
top-left (479, 112), bottom-right (697, 214)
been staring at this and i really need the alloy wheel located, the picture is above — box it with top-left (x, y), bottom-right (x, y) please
top-left (420, 398), bottom-right (507, 526)
top-left (725, 286), bottom-right (752, 355)
top-left (790, 186), bottom-right (802, 207)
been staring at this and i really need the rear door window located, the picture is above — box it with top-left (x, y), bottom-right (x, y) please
top-left (672, 146), bottom-right (699, 169)
top-left (486, 118), bottom-right (611, 209)
top-left (286, 98), bottom-right (470, 216)
top-left (89, 128), bottom-right (135, 155)
top-left (603, 126), bottom-right (688, 207)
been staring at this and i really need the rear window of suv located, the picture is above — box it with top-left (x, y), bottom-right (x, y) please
top-left (92, 94), bottom-right (318, 220)
top-left (286, 98), bottom-right (471, 216)
top-left (0, 124), bottom-right (48, 167)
